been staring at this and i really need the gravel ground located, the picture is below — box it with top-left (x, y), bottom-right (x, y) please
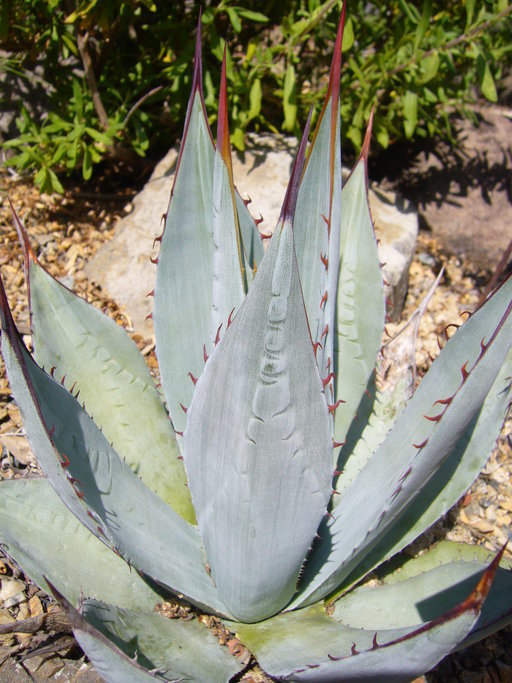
top-left (0, 164), bottom-right (510, 682)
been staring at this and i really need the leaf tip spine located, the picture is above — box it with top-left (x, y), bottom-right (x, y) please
top-left (9, 198), bottom-right (39, 270)
top-left (217, 44), bottom-right (232, 168)
top-left (359, 106), bottom-right (375, 174)
top-left (279, 107), bottom-right (312, 225)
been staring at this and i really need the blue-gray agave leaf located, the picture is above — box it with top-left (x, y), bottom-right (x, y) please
top-left (183, 124), bottom-right (333, 623)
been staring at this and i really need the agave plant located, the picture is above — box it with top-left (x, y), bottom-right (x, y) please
top-left (1, 11), bottom-right (512, 682)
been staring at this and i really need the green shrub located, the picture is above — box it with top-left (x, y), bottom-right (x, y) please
top-left (2, 0), bottom-right (511, 193)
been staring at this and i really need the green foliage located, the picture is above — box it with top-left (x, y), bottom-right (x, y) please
top-left (3, 0), bottom-right (511, 192)
top-left (1, 14), bottom-right (512, 680)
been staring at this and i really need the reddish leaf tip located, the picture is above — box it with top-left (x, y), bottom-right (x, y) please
top-left (192, 12), bottom-right (203, 96)
top-left (279, 107), bottom-right (312, 225)
top-left (9, 199), bottom-right (38, 265)
top-left (217, 44), bottom-right (232, 167)
top-left (329, 5), bottom-right (345, 98)
top-left (359, 106), bottom-right (375, 167)
top-left (458, 543), bottom-right (507, 615)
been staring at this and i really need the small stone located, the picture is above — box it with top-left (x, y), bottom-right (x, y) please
top-left (0, 608), bottom-right (15, 647)
top-left (485, 505), bottom-right (497, 522)
top-left (29, 595), bottom-right (43, 617)
top-left (16, 603), bottom-right (30, 621)
top-left (469, 519), bottom-right (495, 534)
top-left (0, 578), bottom-right (26, 603)
top-left (499, 499), bottom-right (512, 513)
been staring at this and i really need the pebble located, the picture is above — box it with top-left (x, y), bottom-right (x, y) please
top-left (0, 578), bottom-right (25, 603)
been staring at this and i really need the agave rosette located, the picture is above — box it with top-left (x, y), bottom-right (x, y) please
top-left (1, 10), bottom-right (512, 683)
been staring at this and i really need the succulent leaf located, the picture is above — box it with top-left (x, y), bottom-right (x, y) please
top-left (0, 274), bottom-right (104, 541)
top-left (0, 283), bottom-right (229, 615)
top-left (12, 209), bottom-right (194, 522)
top-left (235, 548), bottom-right (504, 681)
top-left (48, 584), bottom-right (168, 683)
top-left (294, 11), bottom-right (344, 392)
top-left (340, 344), bottom-right (512, 590)
top-left (79, 599), bottom-right (244, 683)
top-left (236, 189), bottom-right (264, 277)
top-left (153, 52), bottom-right (215, 435)
top-left (333, 124), bottom-right (386, 451)
top-left (333, 371), bottom-right (406, 500)
top-left (334, 269), bottom-right (444, 500)
top-left (183, 134), bottom-right (332, 622)
top-left (293, 275), bottom-right (512, 607)
top-left (210, 50), bottom-right (247, 341)
top-left (332, 542), bottom-right (512, 638)
top-left (0, 478), bottom-right (162, 610)
top-left (154, 24), bottom-right (262, 436)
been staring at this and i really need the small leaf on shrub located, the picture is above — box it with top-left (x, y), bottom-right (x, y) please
top-left (283, 63), bottom-right (297, 132)
top-left (237, 9), bottom-right (268, 23)
top-left (403, 90), bottom-right (418, 138)
top-left (61, 32), bottom-right (78, 57)
top-left (231, 126), bottom-right (245, 151)
top-left (82, 147), bottom-right (92, 180)
top-left (420, 53), bottom-right (440, 83)
top-left (477, 54), bottom-right (498, 102)
top-left (34, 167), bottom-right (46, 190)
top-left (415, 0), bottom-right (432, 48)
top-left (343, 17), bottom-right (354, 51)
top-left (227, 7), bottom-right (241, 33)
top-left (376, 126), bottom-right (389, 148)
top-left (249, 78), bottom-right (262, 120)
top-left (85, 127), bottom-right (113, 145)
top-left (48, 169), bottom-right (64, 194)
top-left (346, 125), bottom-right (362, 150)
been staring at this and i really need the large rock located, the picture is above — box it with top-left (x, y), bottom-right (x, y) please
top-left (85, 134), bottom-right (417, 337)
